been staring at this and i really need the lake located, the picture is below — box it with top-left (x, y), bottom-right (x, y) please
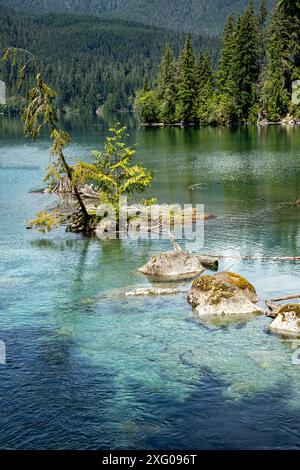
top-left (1, 114), bottom-right (300, 449)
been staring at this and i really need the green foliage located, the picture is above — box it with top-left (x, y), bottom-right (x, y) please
top-left (211, 15), bottom-right (237, 124)
top-left (261, 5), bottom-right (289, 120)
top-left (134, 1), bottom-right (297, 125)
top-left (0, 5), bottom-right (219, 114)
top-left (230, 2), bottom-right (261, 122)
top-left (259, 0), bottom-right (268, 26)
top-left (77, 125), bottom-right (153, 205)
top-left (1, 47), bottom-right (91, 230)
top-left (28, 209), bottom-right (62, 232)
top-left (209, 92), bottom-right (236, 125)
top-left (134, 90), bottom-right (160, 123)
top-left (197, 51), bottom-right (214, 123)
top-left (278, 0), bottom-right (300, 81)
top-left (175, 35), bottom-right (198, 123)
top-left (3, 0), bottom-right (276, 35)
top-left (157, 45), bottom-right (178, 123)
top-left (215, 15), bottom-right (235, 95)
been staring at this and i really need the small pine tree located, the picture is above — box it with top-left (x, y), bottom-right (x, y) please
top-left (75, 124), bottom-right (153, 206)
top-left (175, 34), bottom-right (198, 123)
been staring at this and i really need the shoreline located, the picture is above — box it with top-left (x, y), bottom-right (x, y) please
top-left (141, 120), bottom-right (300, 128)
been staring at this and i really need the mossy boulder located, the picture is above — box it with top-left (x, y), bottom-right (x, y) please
top-left (187, 272), bottom-right (263, 316)
top-left (138, 251), bottom-right (206, 281)
top-left (270, 304), bottom-right (300, 336)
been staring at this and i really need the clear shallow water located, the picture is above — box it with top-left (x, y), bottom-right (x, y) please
top-left (1, 114), bottom-right (300, 449)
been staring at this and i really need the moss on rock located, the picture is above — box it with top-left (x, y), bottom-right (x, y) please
top-left (188, 271), bottom-right (261, 316)
top-left (270, 303), bottom-right (300, 337)
top-left (277, 304), bottom-right (300, 318)
top-left (190, 272), bottom-right (258, 306)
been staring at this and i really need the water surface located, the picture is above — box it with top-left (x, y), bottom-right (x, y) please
top-left (1, 114), bottom-right (300, 449)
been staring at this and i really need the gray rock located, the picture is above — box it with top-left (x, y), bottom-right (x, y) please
top-left (138, 251), bottom-right (206, 281)
top-left (187, 271), bottom-right (263, 316)
top-left (269, 304), bottom-right (300, 336)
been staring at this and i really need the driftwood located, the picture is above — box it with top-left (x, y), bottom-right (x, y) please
top-left (168, 230), bottom-right (182, 252)
top-left (168, 231), bottom-right (218, 270)
top-left (125, 287), bottom-right (185, 297)
top-left (265, 294), bottom-right (300, 319)
top-left (215, 255), bottom-right (300, 262)
top-left (269, 294), bottom-right (300, 302)
top-left (79, 185), bottom-right (101, 199)
top-left (50, 179), bottom-right (100, 200)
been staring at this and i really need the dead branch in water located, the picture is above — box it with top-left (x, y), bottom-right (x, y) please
top-left (215, 255), bottom-right (300, 262)
top-left (168, 230), bottom-right (182, 252)
top-left (269, 294), bottom-right (300, 302)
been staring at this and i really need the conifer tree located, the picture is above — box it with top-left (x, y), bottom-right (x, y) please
top-left (258, 0), bottom-right (268, 27)
top-left (231, 2), bottom-right (260, 122)
top-left (212, 15), bottom-right (236, 124)
top-left (261, 6), bottom-right (289, 120)
top-left (157, 45), bottom-right (178, 123)
top-left (175, 34), bottom-right (198, 123)
top-left (258, 0), bottom-right (268, 64)
top-left (278, 0), bottom-right (300, 81)
top-left (143, 76), bottom-right (151, 92)
top-left (215, 15), bottom-right (235, 95)
top-left (197, 51), bottom-right (214, 123)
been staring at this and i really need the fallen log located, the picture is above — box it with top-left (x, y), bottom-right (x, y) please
top-left (269, 294), bottom-right (300, 302)
top-left (214, 255), bottom-right (300, 262)
top-left (125, 287), bottom-right (185, 297)
top-left (265, 295), bottom-right (300, 318)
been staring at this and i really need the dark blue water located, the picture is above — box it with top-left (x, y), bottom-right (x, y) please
top-left (1, 115), bottom-right (300, 449)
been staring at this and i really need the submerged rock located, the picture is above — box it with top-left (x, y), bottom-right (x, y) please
top-left (269, 304), bottom-right (300, 337)
top-left (125, 287), bottom-right (184, 297)
top-left (187, 271), bottom-right (263, 316)
top-left (138, 251), bottom-right (208, 281)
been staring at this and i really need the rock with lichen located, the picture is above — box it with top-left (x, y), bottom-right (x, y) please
top-left (269, 304), bottom-right (300, 336)
top-left (138, 251), bottom-right (208, 281)
top-left (187, 271), bottom-right (263, 316)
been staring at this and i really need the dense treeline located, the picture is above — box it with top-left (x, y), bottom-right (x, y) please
top-left (135, 0), bottom-right (300, 125)
top-left (1, 1), bottom-right (128, 15)
top-left (3, 0), bottom-right (275, 35)
top-left (0, 5), bottom-right (220, 114)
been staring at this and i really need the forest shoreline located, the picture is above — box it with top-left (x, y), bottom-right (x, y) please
top-left (140, 119), bottom-right (300, 128)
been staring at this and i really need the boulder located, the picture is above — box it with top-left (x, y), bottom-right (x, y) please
top-left (138, 251), bottom-right (207, 281)
top-left (269, 304), bottom-right (300, 336)
top-left (187, 271), bottom-right (263, 316)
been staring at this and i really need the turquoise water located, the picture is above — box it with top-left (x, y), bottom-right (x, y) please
top-left (1, 114), bottom-right (300, 449)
